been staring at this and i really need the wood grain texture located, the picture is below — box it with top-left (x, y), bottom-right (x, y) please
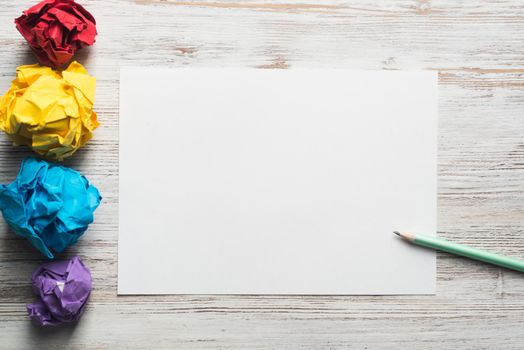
top-left (0, 0), bottom-right (523, 348)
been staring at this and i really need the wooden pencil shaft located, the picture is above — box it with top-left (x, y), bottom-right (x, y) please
top-left (401, 232), bottom-right (524, 273)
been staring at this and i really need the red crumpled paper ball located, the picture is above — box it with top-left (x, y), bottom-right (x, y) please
top-left (15, 0), bottom-right (97, 68)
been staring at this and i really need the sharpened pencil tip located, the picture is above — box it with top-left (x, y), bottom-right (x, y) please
top-left (393, 231), bottom-right (400, 236)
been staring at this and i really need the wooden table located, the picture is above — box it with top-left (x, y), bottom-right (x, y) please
top-left (1, 1), bottom-right (523, 348)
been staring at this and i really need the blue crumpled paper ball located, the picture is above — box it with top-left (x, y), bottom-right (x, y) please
top-left (0, 157), bottom-right (101, 258)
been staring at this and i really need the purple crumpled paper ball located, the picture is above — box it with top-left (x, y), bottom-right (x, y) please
top-left (27, 256), bottom-right (92, 326)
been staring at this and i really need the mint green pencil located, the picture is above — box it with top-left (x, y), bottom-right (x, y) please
top-left (394, 231), bottom-right (524, 273)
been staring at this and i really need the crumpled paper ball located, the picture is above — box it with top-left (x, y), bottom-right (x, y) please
top-left (15, 0), bottom-right (97, 68)
top-left (0, 157), bottom-right (101, 259)
top-left (0, 61), bottom-right (99, 161)
top-left (27, 256), bottom-right (92, 326)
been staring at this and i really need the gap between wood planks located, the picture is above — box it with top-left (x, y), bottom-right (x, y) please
top-left (133, 1), bottom-right (344, 12)
top-left (131, 1), bottom-right (407, 15)
top-left (254, 60), bottom-right (524, 89)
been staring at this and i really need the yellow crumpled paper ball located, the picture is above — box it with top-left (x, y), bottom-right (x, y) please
top-left (0, 61), bottom-right (98, 161)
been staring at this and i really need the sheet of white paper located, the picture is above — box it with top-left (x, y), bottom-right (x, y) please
top-left (118, 68), bottom-right (437, 295)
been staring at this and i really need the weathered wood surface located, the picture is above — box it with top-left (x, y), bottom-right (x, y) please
top-left (0, 0), bottom-right (523, 348)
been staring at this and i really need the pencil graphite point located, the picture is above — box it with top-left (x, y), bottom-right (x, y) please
top-left (393, 231), bottom-right (400, 236)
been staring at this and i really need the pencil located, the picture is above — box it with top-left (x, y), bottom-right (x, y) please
top-left (394, 231), bottom-right (524, 273)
